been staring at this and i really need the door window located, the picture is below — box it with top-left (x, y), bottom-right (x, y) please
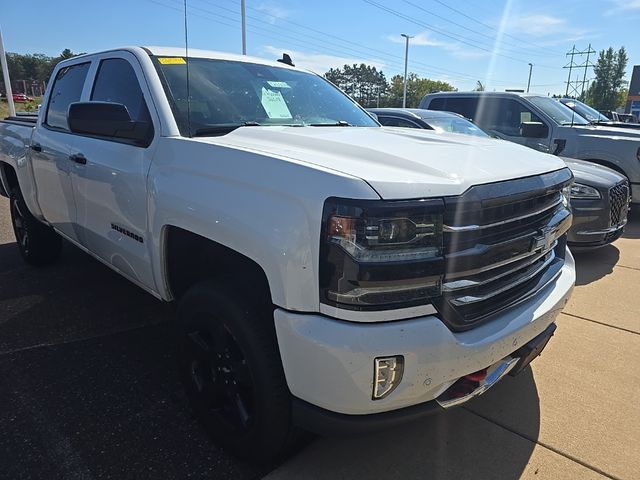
top-left (91, 58), bottom-right (151, 124)
top-left (475, 98), bottom-right (544, 137)
top-left (45, 62), bottom-right (90, 130)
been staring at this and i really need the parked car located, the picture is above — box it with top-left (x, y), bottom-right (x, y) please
top-left (559, 98), bottom-right (640, 130)
top-left (367, 107), bottom-right (487, 136)
top-left (370, 108), bottom-right (630, 248)
top-left (1, 47), bottom-right (576, 462)
top-left (12, 93), bottom-right (34, 103)
top-left (420, 92), bottom-right (640, 205)
top-left (600, 110), bottom-right (638, 123)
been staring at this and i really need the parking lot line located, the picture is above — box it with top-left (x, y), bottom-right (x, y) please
top-left (466, 313), bottom-right (640, 480)
top-left (565, 264), bottom-right (640, 333)
top-left (263, 406), bottom-right (609, 480)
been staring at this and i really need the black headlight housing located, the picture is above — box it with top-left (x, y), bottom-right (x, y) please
top-left (319, 197), bottom-right (445, 311)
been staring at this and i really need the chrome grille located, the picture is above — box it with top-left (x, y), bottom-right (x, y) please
top-left (432, 169), bottom-right (573, 331)
top-left (609, 182), bottom-right (629, 226)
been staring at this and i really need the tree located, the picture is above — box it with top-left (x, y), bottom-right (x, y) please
top-left (383, 73), bottom-right (456, 108)
top-left (474, 80), bottom-right (485, 92)
top-left (325, 64), bottom-right (387, 107)
top-left (582, 47), bottom-right (628, 111)
top-left (4, 49), bottom-right (83, 85)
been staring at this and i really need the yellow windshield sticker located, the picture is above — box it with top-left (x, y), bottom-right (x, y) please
top-left (158, 57), bottom-right (186, 65)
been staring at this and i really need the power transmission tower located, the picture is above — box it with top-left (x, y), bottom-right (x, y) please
top-left (564, 44), bottom-right (596, 98)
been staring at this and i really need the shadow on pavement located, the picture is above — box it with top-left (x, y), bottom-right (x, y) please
top-left (0, 241), bottom-right (171, 354)
top-left (268, 369), bottom-right (540, 480)
top-left (623, 208), bottom-right (640, 239)
top-left (0, 241), bottom-right (264, 479)
top-left (571, 245), bottom-right (619, 286)
top-left (0, 325), bottom-right (263, 480)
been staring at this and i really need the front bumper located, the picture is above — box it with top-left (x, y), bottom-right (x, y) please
top-left (568, 196), bottom-right (628, 247)
top-left (292, 323), bottom-right (557, 436)
top-left (274, 250), bottom-right (575, 419)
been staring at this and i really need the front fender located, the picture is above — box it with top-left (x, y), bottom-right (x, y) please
top-left (147, 137), bottom-right (377, 310)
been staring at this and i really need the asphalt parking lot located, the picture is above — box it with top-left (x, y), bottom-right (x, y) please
top-left (1, 197), bottom-right (638, 480)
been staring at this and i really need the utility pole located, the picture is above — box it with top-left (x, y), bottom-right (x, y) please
top-left (564, 44), bottom-right (595, 98)
top-left (401, 33), bottom-right (413, 108)
top-left (580, 43), bottom-right (595, 97)
top-left (241, 0), bottom-right (247, 55)
top-left (527, 63), bottom-right (533, 93)
top-left (0, 26), bottom-right (16, 117)
top-left (564, 45), bottom-right (577, 96)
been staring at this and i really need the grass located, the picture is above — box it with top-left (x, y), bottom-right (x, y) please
top-left (1, 97), bottom-right (42, 119)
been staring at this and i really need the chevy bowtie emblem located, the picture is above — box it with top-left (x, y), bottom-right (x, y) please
top-left (532, 228), bottom-right (554, 252)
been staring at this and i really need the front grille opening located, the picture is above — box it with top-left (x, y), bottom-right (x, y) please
top-left (435, 169), bottom-right (572, 331)
top-left (609, 183), bottom-right (629, 226)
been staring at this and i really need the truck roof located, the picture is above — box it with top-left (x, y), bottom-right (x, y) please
top-left (424, 91), bottom-right (543, 98)
top-left (56, 45), bottom-right (301, 72)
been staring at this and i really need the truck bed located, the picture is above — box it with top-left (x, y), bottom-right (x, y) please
top-left (2, 115), bottom-right (37, 125)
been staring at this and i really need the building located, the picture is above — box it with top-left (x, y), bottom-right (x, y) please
top-left (626, 65), bottom-right (640, 120)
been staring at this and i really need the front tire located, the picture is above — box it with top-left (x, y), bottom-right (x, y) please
top-left (177, 279), bottom-right (300, 464)
top-left (9, 187), bottom-right (62, 266)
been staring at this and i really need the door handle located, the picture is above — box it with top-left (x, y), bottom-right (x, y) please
top-left (69, 153), bottom-right (87, 165)
top-left (31, 143), bottom-right (42, 152)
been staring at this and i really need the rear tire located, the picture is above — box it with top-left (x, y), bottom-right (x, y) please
top-left (177, 279), bottom-right (301, 464)
top-left (9, 187), bottom-right (62, 266)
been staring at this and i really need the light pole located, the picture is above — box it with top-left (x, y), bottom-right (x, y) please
top-left (527, 63), bottom-right (533, 93)
top-left (241, 0), bottom-right (247, 55)
top-left (0, 26), bottom-right (16, 117)
top-left (401, 33), bottom-right (413, 108)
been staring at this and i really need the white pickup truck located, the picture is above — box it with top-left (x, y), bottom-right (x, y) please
top-left (0, 46), bottom-right (575, 462)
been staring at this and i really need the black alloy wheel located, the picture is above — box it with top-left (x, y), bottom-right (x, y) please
top-left (9, 187), bottom-right (62, 266)
top-left (177, 279), bottom-right (302, 463)
top-left (184, 316), bottom-right (254, 432)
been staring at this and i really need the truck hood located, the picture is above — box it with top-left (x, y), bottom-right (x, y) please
top-left (205, 126), bottom-right (567, 199)
top-left (567, 124), bottom-right (640, 139)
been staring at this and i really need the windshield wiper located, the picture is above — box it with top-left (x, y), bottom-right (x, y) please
top-left (307, 120), bottom-right (353, 127)
top-left (193, 121), bottom-right (261, 137)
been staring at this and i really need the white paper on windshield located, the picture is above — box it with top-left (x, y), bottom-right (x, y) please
top-left (261, 87), bottom-right (293, 119)
top-left (267, 81), bottom-right (291, 89)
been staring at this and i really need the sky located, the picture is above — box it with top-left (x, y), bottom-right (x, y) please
top-left (1, 0), bottom-right (639, 95)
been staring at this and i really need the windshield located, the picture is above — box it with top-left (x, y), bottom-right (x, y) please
top-left (527, 96), bottom-right (589, 126)
top-left (561, 99), bottom-right (609, 123)
top-left (422, 115), bottom-right (489, 137)
top-left (154, 56), bottom-right (378, 135)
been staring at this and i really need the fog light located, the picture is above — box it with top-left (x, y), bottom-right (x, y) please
top-left (373, 356), bottom-right (404, 399)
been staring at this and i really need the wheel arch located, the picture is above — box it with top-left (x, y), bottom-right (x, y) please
top-left (583, 158), bottom-right (629, 179)
top-left (0, 161), bottom-right (18, 198)
top-left (162, 225), bottom-right (274, 310)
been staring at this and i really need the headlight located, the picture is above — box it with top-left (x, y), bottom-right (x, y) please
top-left (320, 197), bottom-right (444, 310)
top-left (570, 183), bottom-right (601, 199)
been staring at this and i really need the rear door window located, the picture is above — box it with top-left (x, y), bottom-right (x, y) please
top-left (45, 62), bottom-right (91, 130)
top-left (428, 97), bottom-right (479, 120)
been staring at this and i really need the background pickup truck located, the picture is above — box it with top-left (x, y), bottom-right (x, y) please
top-left (420, 91), bottom-right (640, 204)
top-left (0, 46), bottom-right (575, 463)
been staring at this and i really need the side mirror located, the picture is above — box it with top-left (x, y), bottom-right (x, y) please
top-left (520, 121), bottom-right (548, 138)
top-left (68, 102), bottom-right (151, 145)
